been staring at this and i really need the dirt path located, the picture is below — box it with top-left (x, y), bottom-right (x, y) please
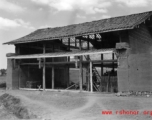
top-left (9, 91), bottom-right (120, 120)
top-left (12, 93), bottom-right (65, 120)
top-left (54, 95), bottom-right (119, 120)
top-left (61, 96), bottom-right (97, 120)
top-left (3, 90), bottom-right (152, 120)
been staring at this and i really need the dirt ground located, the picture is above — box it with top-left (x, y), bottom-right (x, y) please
top-left (0, 90), bottom-right (152, 120)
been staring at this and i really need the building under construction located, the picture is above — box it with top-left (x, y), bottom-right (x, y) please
top-left (4, 11), bottom-right (152, 92)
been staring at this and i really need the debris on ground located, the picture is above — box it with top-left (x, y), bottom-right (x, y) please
top-left (116, 91), bottom-right (151, 97)
top-left (0, 93), bottom-right (37, 119)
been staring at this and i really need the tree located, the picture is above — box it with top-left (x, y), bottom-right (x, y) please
top-left (0, 69), bottom-right (6, 76)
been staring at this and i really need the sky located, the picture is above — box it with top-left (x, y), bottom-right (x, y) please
top-left (0, 0), bottom-right (152, 69)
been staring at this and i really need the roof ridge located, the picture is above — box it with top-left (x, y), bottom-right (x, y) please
top-left (132, 11), bottom-right (152, 28)
top-left (37, 11), bottom-right (152, 30)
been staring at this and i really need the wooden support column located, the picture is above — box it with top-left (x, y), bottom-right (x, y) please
top-left (43, 44), bottom-right (46, 91)
top-left (86, 36), bottom-right (90, 91)
top-left (66, 56), bottom-right (70, 87)
top-left (79, 39), bottom-right (83, 92)
top-left (100, 54), bottom-right (103, 92)
top-left (75, 39), bottom-right (77, 47)
top-left (101, 54), bottom-right (103, 76)
top-left (119, 32), bottom-right (122, 43)
top-left (67, 38), bottom-right (70, 87)
top-left (18, 65), bottom-right (21, 89)
top-left (16, 46), bottom-right (21, 89)
top-left (68, 38), bottom-right (70, 51)
top-left (95, 34), bottom-right (97, 42)
top-left (87, 36), bottom-right (90, 50)
top-left (52, 66), bottom-right (54, 89)
top-left (112, 53), bottom-right (115, 70)
top-left (90, 61), bottom-right (93, 92)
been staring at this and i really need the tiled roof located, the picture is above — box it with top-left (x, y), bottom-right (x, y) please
top-left (4, 11), bottom-right (152, 45)
top-left (7, 48), bottom-right (114, 59)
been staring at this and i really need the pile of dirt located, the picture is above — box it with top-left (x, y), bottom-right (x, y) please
top-left (0, 93), bottom-right (37, 119)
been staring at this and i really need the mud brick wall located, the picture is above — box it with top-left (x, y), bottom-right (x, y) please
top-left (6, 59), bottom-right (19, 89)
top-left (118, 23), bottom-right (152, 92)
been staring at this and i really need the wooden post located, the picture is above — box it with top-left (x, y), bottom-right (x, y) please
top-left (18, 65), bottom-right (21, 89)
top-left (68, 38), bottom-right (70, 51)
top-left (75, 39), bottom-right (77, 47)
top-left (100, 54), bottom-right (103, 92)
top-left (90, 61), bottom-right (93, 92)
top-left (79, 39), bottom-right (83, 92)
top-left (43, 44), bottom-right (46, 91)
top-left (101, 54), bottom-right (103, 76)
top-left (79, 56), bottom-right (83, 92)
top-left (87, 36), bottom-right (90, 50)
top-left (67, 38), bottom-right (70, 87)
top-left (52, 67), bottom-right (54, 89)
top-left (16, 46), bottom-right (21, 89)
top-left (112, 53), bottom-right (115, 70)
top-left (52, 58), bottom-right (54, 89)
top-left (95, 34), bottom-right (97, 42)
top-left (119, 32), bottom-right (122, 43)
top-left (86, 64), bottom-right (90, 91)
top-left (86, 36), bottom-right (90, 91)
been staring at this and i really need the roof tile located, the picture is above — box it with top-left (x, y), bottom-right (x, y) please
top-left (4, 11), bottom-right (152, 44)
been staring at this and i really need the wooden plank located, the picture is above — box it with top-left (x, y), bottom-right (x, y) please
top-left (90, 62), bottom-right (93, 92)
top-left (8, 49), bottom-right (114, 59)
top-left (21, 60), bottom-right (117, 65)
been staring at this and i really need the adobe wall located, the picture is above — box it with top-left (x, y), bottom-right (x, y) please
top-left (117, 23), bottom-right (152, 92)
top-left (6, 59), bottom-right (19, 89)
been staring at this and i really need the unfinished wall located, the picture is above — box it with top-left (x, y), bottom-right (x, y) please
top-left (6, 59), bottom-right (19, 89)
top-left (117, 23), bottom-right (152, 92)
